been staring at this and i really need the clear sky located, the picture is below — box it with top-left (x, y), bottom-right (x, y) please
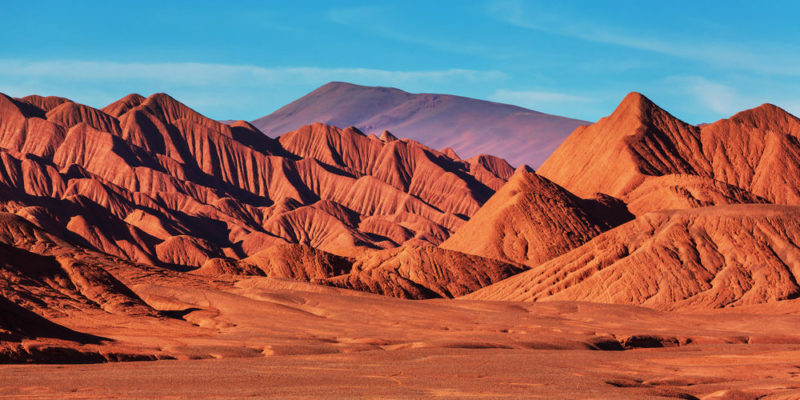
top-left (1, 1), bottom-right (798, 124)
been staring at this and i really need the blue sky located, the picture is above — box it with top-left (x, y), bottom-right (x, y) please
top-left (1, 1), bottom-right (798, 124)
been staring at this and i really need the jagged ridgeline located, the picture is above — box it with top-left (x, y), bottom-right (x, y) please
top-left (0, 92), bottom-right (524, 300)
top-left (3, 90), bottom-right (800, 309)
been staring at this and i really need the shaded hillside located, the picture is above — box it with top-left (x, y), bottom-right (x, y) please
top-left (0, 92), bottom-right (513, 265)
top-left (195, 244), bottom-right (525, 300)
top-left (0, 213), bottom-right (158, 318)
top-left (252, 82), bottom-right (588, 168)
top-left (466, 205), bottom-right (800, 310)
top-left (441, 165), bottom-right (631, 266)
top-left (538, 92), bottom-right (800, 212)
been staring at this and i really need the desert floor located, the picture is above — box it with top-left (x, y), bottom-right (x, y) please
top-left (3, 275), bottom-right (800, 399)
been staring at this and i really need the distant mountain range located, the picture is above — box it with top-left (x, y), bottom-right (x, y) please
top-left (0, 91), bottom-right (523, 303)
top-left (4, 86), bottom-right (800, 363)
top-left (251, 82), bottom-right (589, 168)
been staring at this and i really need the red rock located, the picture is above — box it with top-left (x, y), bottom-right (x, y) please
top-left (441, 166), bottom-right (620, 266)
top-left (16, 95), bottom-right (71, 113)
top-left (467, 205), bottom-right (800, 310)
top-left (539, 92), bottom-right (800, 209)
top-left (324, 245), bottom-right (526, 299)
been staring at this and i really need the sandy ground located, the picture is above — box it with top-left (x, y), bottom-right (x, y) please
top-left (3, 275), bottom-right (800, 399)
top-left (4, 346), bottom-right (800, 399)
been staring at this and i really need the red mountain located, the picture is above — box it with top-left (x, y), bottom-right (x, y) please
top-left (251, 82), bottom-right (589, 168)
top-left (0, 91), bottom-right (526, 300)
top-left (6, 87), bottom-right (800, 385)
top-left (466, 92), bottom-right (800, 310)
top-left (538, 92), bottom-right (800, 214)
top-left (440, 165), bottom-right (629, 266)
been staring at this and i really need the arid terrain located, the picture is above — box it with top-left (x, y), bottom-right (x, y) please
top-left (5, 276), bottom-right (800, 399)
top-left (3, 88), bottom-right (800, 398)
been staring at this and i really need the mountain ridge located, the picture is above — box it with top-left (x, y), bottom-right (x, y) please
top-left (538, 91), bottom-right (800, 208)
top-left (465, 92), bottom-right (800, 310)
top-left (0, 90), bottom-right (526, 304)
top-left (5, 87), bottom-right (800, 370)
top-left (252, 81), bottom-right (589, 168)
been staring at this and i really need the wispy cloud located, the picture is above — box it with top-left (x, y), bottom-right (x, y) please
top-left (488, 88), bottom-right (598, 119)
top-left (0, 59), bottom-right (507, 119)
top-left (0, 59), bottom-right (506, 86)
top-left (490, 89), bottom-right (592, 105)
top-left (487, 0), bottom-right (800, 76)
top-left (327, 6), bottom-right (516, 59)
top-left (661, 75), bottom-right (800, 121)
top-left (670, 76), bottom-right (750, 115)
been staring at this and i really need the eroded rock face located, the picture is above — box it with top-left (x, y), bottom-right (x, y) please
top-left (440, 165), bottom-right (628, 266)
top-left (623, 174), bottom-right (768, 215)
top-left (0, 91), bottom-right (516, 267)
top-left (323, 245), bottom-right (527, 299)
top-left (538, 92), bottom-right (800, 210)
top-left (0, 213), bottom-right (157, 318)
top-left (466, 205), bottom-right (800, 310)
top-left (194, 243), bottom-right (524, 300)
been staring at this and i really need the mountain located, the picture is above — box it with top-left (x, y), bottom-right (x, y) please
top-left (0, 90), bottom-right (533, 307)
top-left (0, 92), bottom-right (515, 258)
top-left (538, 92), bottom-right (800, 213)
top-left (461, 92), bottom-right (800, 310)
top-left (440, 165), bottom-right (631, 266)
top-left (7, 85), bottom-right (800, 381)
top-left (466, 205), bottom-right (800, 310)
top-left (198, 244), bottom-right (526, 299)
top-left (251, 82), bottom-right (589, 168)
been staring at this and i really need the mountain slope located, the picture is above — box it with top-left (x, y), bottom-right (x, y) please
top-left (466, 205), bottom-right (800, 310)
top-left (1, 92), bottom-right (515, 262)
top-left (195, 244), bottom-right (525, 300)
top-left (453, 92), bottom-right (800, 311)
top-left (440, 165), bottom-right (630, 266)
top-left (252, 82), bottom-right (589, 168)
top-left (0, 212), bottom-right (158, 318)
top-left (325, 246), bottom-right (526, 299)
top-left (538, 92), bottom-right (800, 210)
top-left (0, 90), bottom-right (531, 309)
